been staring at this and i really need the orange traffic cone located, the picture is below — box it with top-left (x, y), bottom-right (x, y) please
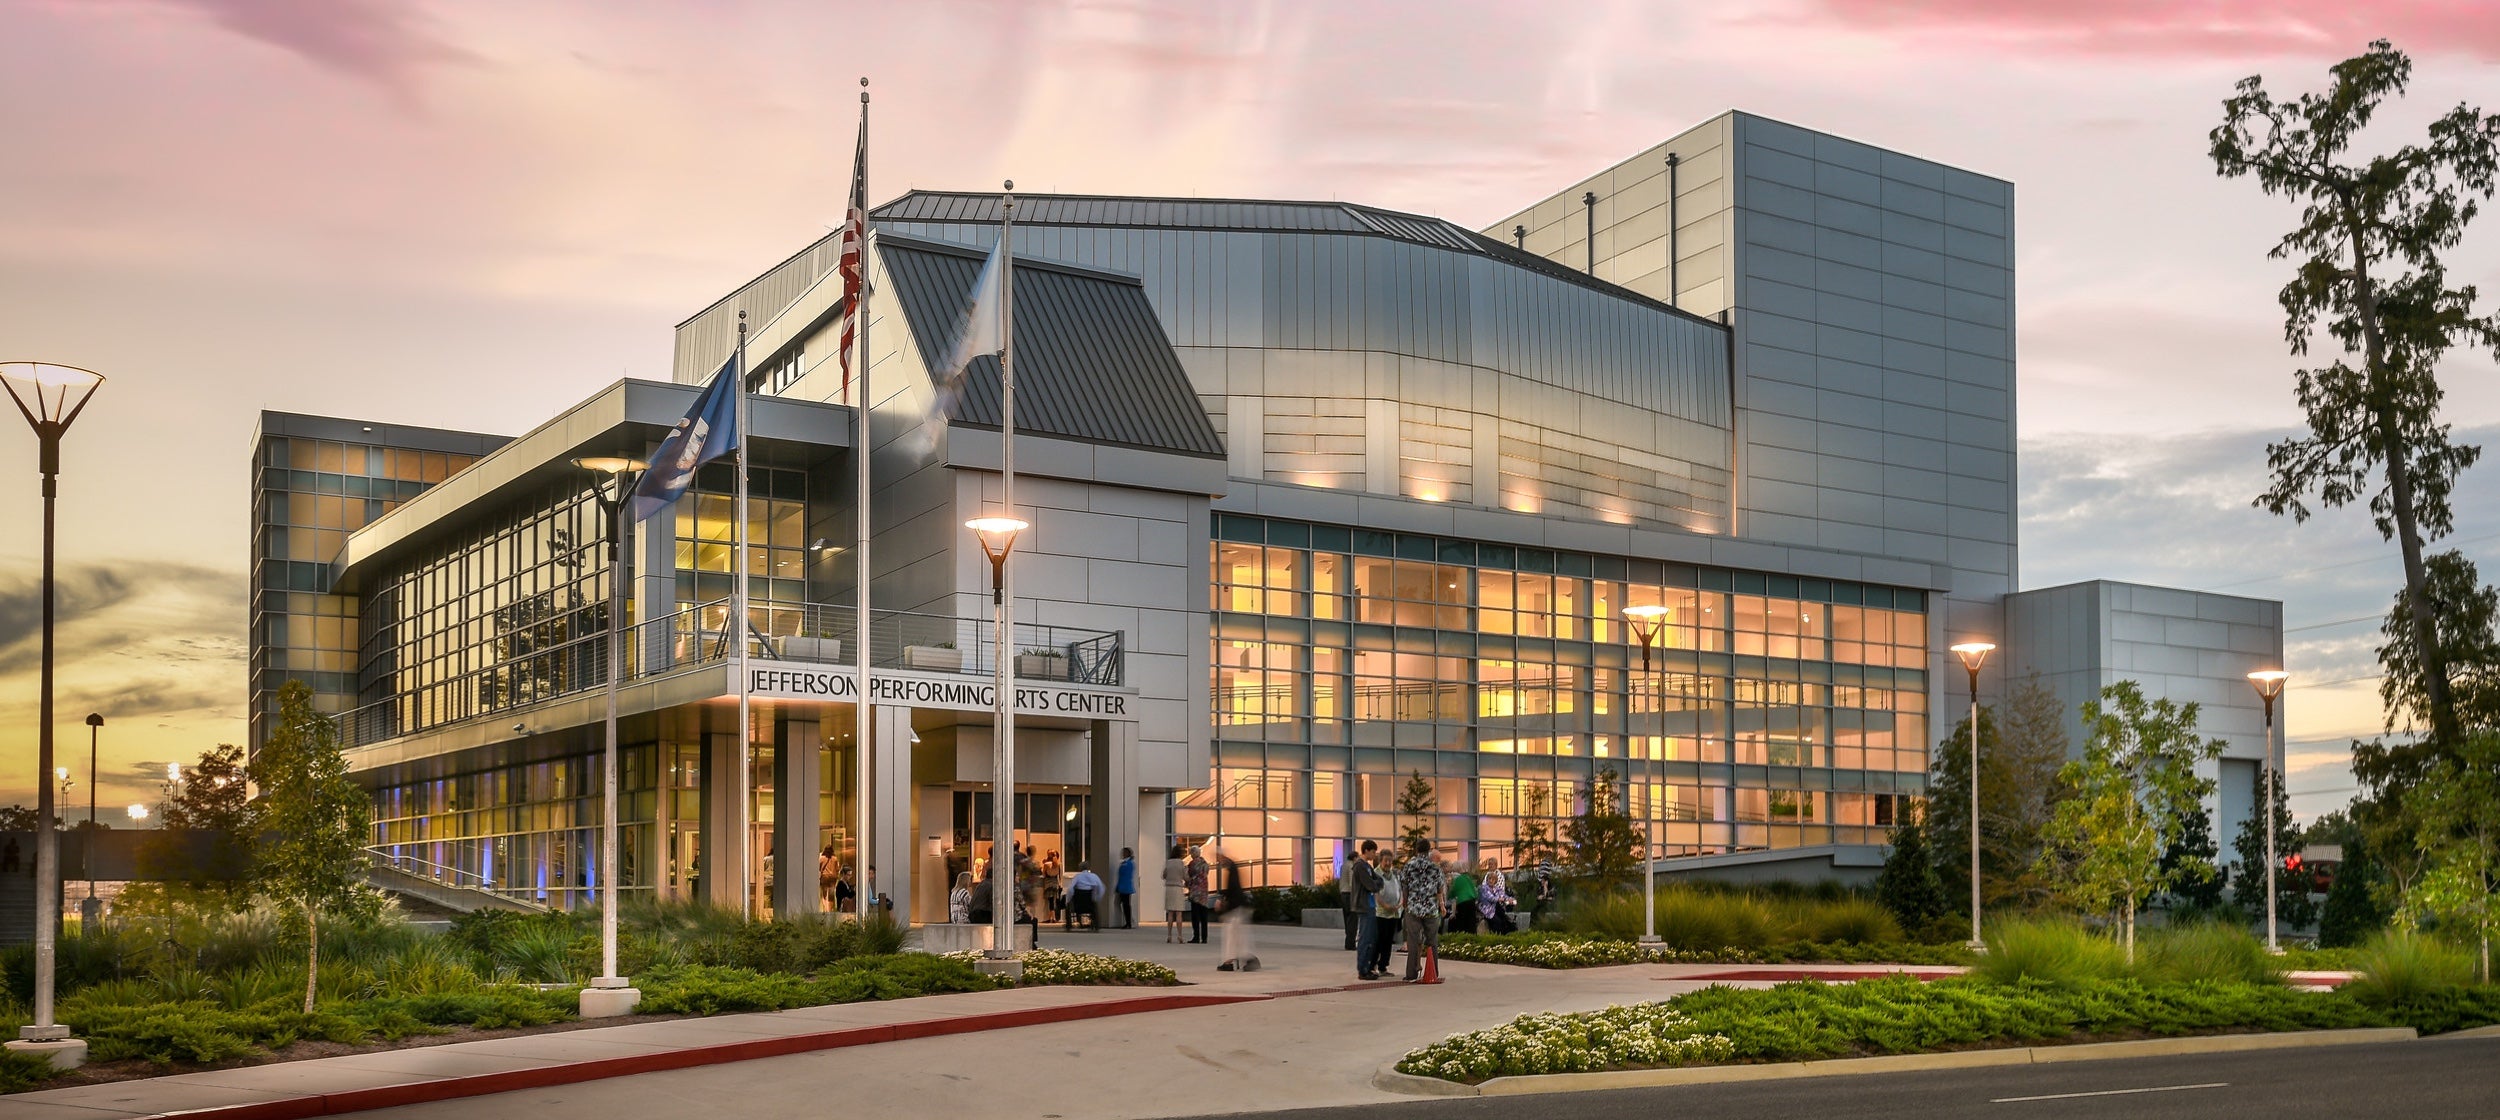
top-left (1421, 946), bottom-right (1442, 984)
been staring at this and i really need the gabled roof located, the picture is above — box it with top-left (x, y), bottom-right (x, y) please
top-left (879, 234), bottom-right (1225, 460)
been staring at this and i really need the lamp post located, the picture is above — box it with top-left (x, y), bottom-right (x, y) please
top-left (2247, 669), bottom-right (2289, 954)
top-left (3, 360), bottom-right (103, 1068)
top-left (969, 514), bottom-right (1028, 968)
top-left (81, 714), bottom-right (102, 928)
top-left (125, 804), bottom-right (147, 823)
top-left (573, 456), bottom-right (646, 1017)
top-left (1948, 641), bottom-right (1995, 951)
top-left (1622, 604), bottom-right (1670, 946)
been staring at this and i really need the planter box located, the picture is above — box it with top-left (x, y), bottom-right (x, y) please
top-left (903, 645), bottom-right (962, 672)
top-left (1300, 908), bottom-right (1345, 929)
top-left (915, 923), bottom-right (1036, 954)
top-left (780, 636), bottom-right (842, 662)
top-left (1015, 654), bottom-right (1070, 680)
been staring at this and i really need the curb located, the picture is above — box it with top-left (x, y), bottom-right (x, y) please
top-left (2426, 1023), bottom-right (2500, 1040)
top-left (95, 992), bottom-right (1260, 1120)
top-left (1382, 1027), bottom-right (2422, 1098)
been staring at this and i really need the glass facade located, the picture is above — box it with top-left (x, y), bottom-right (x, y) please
top-left (1183, 513), bottom-right (1931, 885)
top-left (250, 432), bottom-right (478, 749)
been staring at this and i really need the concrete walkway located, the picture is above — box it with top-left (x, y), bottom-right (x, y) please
top-left (6, 922), bottom-right (1760, 1119)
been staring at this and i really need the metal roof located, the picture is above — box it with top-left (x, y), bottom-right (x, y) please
top-left (879, 236), bottom-right (1225, 460)
top-left (873, 191), bottom-right (1715, 327)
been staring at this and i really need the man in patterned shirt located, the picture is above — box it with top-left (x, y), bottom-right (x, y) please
top-left (1398, 837), bottom-right (1448, 983)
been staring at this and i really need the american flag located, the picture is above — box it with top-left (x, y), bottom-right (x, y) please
top-left (835, 110), bottom-right (868, 401)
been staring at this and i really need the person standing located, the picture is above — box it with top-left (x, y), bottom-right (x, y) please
top-left (948, 871), bottom-right (974, 925)
top-left (1115, 847), bottom-right (1138, 930)
top-left (1161, 843), bottom-right (1189, 942)
top-left (1338, 841), bottom-right (1363, 951)
top-left (1399, 838), bottom-right (1447, 984)
top-left (1368, 848), bottom-right (1401, 979)
top-left (1448, 859), bottom-right (1480, 935)
top-left (1347, 840), bottom-right (1383, 979)
top-left (1184, 845), bottom-right (1212, 944)
top-left (1214, 847), bottom-right (1257, 971)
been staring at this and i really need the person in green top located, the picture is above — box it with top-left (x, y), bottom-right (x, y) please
top-left (1447, 861), bottom-right (1481, 935)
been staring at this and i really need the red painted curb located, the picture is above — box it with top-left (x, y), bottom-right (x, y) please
top-left (1675, 968), bottom-right (1958, 983)
top-left (124, 992), bottom-right (1258, 1120)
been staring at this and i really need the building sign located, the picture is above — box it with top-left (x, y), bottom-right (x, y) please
top-left (744, 662), bottom-right (1132, 720)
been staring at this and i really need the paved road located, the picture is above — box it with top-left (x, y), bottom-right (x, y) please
top-left (1198, 1036), bottom-right (2500, 1120)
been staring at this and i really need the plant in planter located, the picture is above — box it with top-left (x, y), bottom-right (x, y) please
top-left (1016, 647), bottom-right (1069, 680)
top-left (904, 641), bottom-right (961, 672)
top-left (780, 632), bottom-right (843, 662)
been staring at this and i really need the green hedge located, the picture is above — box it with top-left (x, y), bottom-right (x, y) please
top-left (1435, 932), bottom-right (1972, 969)
top-left (1398, 975), bottom-right (2497, 1083)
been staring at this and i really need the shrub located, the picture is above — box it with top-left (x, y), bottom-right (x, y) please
top-left (358, 987), bottom-right (574, 1031)
top-left (1437, 932), bottom-right (1972, 969)
top-left (1397, 1004), bottom-right (1735, 1081)
top-left (1972, 916), bottom-right (2129, 987)
top-left (495, 925), bottom-right (580, 984)
top-left (1770, 896), bottom-right (1901, 945)
top-left (2345, 930), bottom-right (2476, 1007)
top-left (939, 949), bottom-right (1179, 986)
top-left (0, 1049), bottom-right (59, 1093)
top-left (2137, 922), bottom-right (2280, 986)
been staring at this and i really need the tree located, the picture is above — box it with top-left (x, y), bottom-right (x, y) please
top-left (1512, 783), bottom-right (1560, 870)
top-left (135, 743), bottom-right (255, 905)
top-left (2163, 800), bottom-right (2226, 913)
top-left (2402, 732), bottom-right (2500, 982)
top-left (1929, 675), bottom-right (2072, 910)
top-left (1564, 766), bottom-right (1642, 891)
top-left (0, 805), bottom-right (57, 830)
top-left (2351, 551), bottom-right (2500, 917)
top-left (248, 681), bottom-right (376, 1013)
top-left (2037, 682), bottom-right (2225, 962)
top-left (2211, 40), bottom-right (2500, 746)
top-left (2230, 767), bottom-right (2320, 930)
top-left (1396, 769), bottom-right (1436, 851)
top-left (2311, 810), bottom-right (2393, 948)
top-left (1875, 799), bottom-right (1949, 934)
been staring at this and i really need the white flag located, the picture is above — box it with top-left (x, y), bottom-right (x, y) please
top-left (934, 240), bottom-right (1005, 413)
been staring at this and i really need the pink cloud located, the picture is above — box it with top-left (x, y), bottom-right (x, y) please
top-left (1802, 0), bottom-right (2500, 61)
top-left (130, 0), bottom-right (472, 102)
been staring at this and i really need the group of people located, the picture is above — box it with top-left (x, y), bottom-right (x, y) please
top-left (948, 845), bottom-right (1143, 945)
top-left (814, 845), bottom-right (891, 914)
top-left (1340, 841), bottom-right (1555, 983)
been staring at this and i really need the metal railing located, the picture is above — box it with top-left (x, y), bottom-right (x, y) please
top-left (339, 599), bottom-right (1125, 748)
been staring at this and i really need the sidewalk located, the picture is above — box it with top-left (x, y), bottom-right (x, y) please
top-left (8, 922), bottom-right (1744, 1120)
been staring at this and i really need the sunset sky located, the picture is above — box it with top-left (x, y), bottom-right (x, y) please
top-left (3, 0), bottom-right (2498, 822)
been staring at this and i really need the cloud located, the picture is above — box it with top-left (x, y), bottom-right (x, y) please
top-left (1797, 0), bottom-right (2500, 62)
top-left (130, 0), bottom-right (474, 104)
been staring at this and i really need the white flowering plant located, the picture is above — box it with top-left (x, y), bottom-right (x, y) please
top-left (1434, 934), bottom-right (1748, 968)
top-left (936, 948), bottom-right (1180, 987)
top-left (1396, 1003), bottom-right (1736, 1082)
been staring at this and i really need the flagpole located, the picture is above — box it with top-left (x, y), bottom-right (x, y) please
top-left (988, 184), bottom-right (1018, 959)
top-left (851, 78), bottom-right (876, 923)
top-left (735, 311), bottom-right (754, 918)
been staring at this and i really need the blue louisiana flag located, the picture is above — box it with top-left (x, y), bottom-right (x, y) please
top-left (630, 353), bottom-right (741, 521)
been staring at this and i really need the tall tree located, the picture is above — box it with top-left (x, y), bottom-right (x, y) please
top-left (2229, 772), bottom-right (2319, 929)
top-left (2037, 682), bottom-right (2225, 961)
top-left (2211, 40), bottom-right (2500, 745)
top-left (1563, 765), bottom-right (1642, 891)
top-left (1930, 675), bottom-right (2072, 909)
top-left (248, 681), bottom-right (376, 1013)
top-left (2308, 810), bottom-right (2392, 948)
top-left (1396, 769), bottom-right (1436, 851)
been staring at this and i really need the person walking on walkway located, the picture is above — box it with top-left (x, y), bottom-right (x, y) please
top-left (1214, 846), bottom-right (1258, 971)
top-left (1115, 847), bottom-right (1138, 929)
top-left (1399, 838), bottom-right (1447, 984)
top-left (1184, 845), bottom-right (1212, 944)
top-left (1347, 840), bottom-right (1384, 979)
top-left (1162, 843), bottom-right (1189, 942)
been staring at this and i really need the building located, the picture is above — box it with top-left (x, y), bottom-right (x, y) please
top-left (249, 110), bottom-right (2285, 919)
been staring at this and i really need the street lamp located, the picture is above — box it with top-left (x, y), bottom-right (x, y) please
top-left (1622, 604), bottom-right (1671, 946)
top-left (125, 804), bottom-right (147, 823)
top-left (573, 456), bottom-right (646, 1018)
top-left (2247, 670), bottom-right (2290, 954)
top-left (3, 361), bottom-right (102, 1068)
top-left (969, 513), bottom-right (1029, 963)
top-left (82, 715), bottom-right (102, 927)
top-left (1949, 640), bottom-right (1995, 951)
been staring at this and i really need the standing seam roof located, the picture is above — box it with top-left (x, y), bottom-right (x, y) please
top-left (879, 237), bottom-right (1224, 460)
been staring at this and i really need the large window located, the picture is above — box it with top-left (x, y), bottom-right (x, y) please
top-left (1192, 514), bottom-right (1934, 882)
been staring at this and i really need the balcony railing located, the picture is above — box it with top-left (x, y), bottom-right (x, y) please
top-left (338, 598), bottom-right (1124, 748)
